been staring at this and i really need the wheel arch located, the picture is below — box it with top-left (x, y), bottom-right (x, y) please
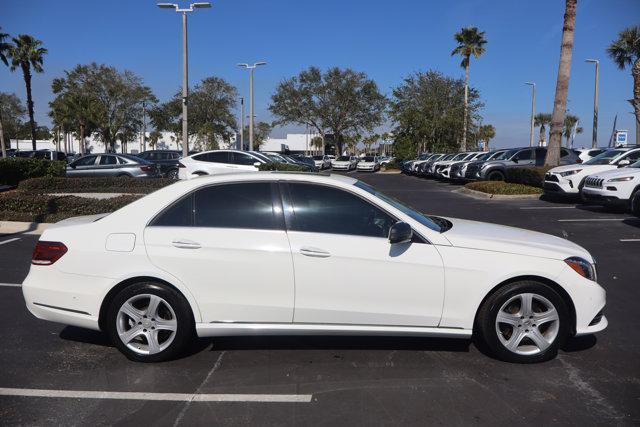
top-left (472, 275), bottom-right (577, 335)
top-left (98, 276), bottom-right (197, 332)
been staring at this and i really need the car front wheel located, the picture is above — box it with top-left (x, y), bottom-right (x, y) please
top-left (476, 281), bottom-right (570, 363)
top-left (166, 169), bottom-right (179, 180)
top-left (106, 282), bottom-right (194, 362)
top-left (631, 189), bottom-right (640, 217)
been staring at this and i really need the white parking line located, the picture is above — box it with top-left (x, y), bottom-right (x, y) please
top-left (620, 239), bottom-right (640, 242)
top-left (0, 237), bottom-right (20, 245)
top-left (558, 218), bottom-right (634, 222)
top-left (0, 387), bottom-right (312, 403)
top-left (520, 206), bottom-right (576, 210)
top-left (0, 283), bottom-right (22, 288)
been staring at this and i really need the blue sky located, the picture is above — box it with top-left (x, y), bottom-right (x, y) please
top-left (2, 0), bottom-right (639, 148)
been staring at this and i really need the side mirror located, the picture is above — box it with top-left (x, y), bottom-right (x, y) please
top-left (512, 157), bottom-right (519, 163)
top-left (618, 159), bottom-right (630, 167)
top-left (388, 221), bottom-right (413, 244)
top-left (253, 162), bottom-right (261, 167)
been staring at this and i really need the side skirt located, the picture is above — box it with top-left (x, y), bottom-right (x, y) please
top-left (196, 322), bottom-right (472, 338)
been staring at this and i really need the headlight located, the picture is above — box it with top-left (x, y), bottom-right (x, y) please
top-left (565, 257), bottom-right (597, 281)
top-left (559, 169), bottom-right (582, 177)
top-left (607, 176), bottom-right (634, 182)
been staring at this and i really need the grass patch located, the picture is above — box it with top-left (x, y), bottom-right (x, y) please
top-left (466, 181), bottom-right (543, 195)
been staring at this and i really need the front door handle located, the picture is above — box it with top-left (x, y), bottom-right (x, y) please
top-left (300, 247), bottom-right (331, 258)
top-left (172, 239), bottom-right (201, 249)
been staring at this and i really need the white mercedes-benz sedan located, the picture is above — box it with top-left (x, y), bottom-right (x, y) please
top-left (22, 173), bottom-right (607, 363)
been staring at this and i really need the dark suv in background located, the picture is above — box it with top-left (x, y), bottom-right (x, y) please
top-left (137, 150), bottom-right (182, 179)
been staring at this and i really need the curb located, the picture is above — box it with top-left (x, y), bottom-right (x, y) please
top-left (453, 187), bottom-right (542, 200)
top-left (0, 221), bottom-right (51, 235)
top-left (379, 170), bottom-right (401, 174)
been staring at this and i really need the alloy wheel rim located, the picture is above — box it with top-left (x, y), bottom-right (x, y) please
top-left (495, 293), bottom-right (560, 356)
top-left (116, 294), bottom-right (177, 355)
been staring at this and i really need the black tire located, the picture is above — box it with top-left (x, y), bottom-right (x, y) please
top-left (117, 173), bottom-right (132, 178)
top-left (475, 280), bottom-right (570, 363)
top-left (106, 282), bottom-right (195, 362)
top-left (631, 188), bottom-right (640, 217)
top-left (166, 169), bottom-right (179, 180)
top-left (487, 170), bottom-right (505, 181)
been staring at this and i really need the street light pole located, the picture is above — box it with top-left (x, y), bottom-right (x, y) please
top-left (141, 101), bottom-right (146, 152)
top-left (239, 97), bottom-right (244, 150)
top-left (157, 2), bottom-right (211, 157)
top-left (237, 62), bottom-right (266, 151)
top-left (586, 59), bottom-right (599, 148)
top-left (525, 82), bottom-right (536, 147)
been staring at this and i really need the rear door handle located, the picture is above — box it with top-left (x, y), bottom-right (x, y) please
top-left (300, 247), bottom-right (331, 258)
top-left (172, 239), bottom-right (201, 249)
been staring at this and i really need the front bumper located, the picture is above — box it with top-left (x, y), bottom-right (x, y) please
top-left (581, 187), bottom-right (627, 205)
top-left (543, 173), bottom-right (580, 195)
top-left (357, 165), bottom-right (377, 171)
top-left (331, 164), bottom-right (351, 170)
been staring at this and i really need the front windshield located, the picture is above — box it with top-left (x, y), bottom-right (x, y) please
top-left (440, 154), bottom-right (455, 161)
top-left (475, 152), bottom-right (491, 161)
top-left (355, 181), bottom-right (442, 232)
top-left (498, 149), bottom-right (519, 160)
top-left (264, 153), bottom-right (283, 162)
top-left (337, 156), bottom-right (350, 161)
top-left (583, 149), bottom-right (626, 165)
top-left (363, 156), bottom-right (375, 162)
top-left (418, 154), bottom-right (430, 160)
top-left (487, 150), bottom-right (507, 160)
top-left (631, 160), bottom-right (640, 168)
top-left (450, 153), bottom-right (467, 161)
top-left (251, 152), bottom-right (272, 162)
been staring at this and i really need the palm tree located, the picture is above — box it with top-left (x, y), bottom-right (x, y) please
top-left (534, 113), bottom-right (552, 147)
top-left (451, 27), bottom-right (487, 152)
top-left (477, 124), bottom-right (495, 151)
top-left (5, 34), bottom-right (48, 151)
top-left (544, 0), bottom-right (577, 166)
top-left (0, 27), bottom-right (10, 157)
top-left (607, 25), bottom-right (640, 146)
top-left (562, 114), bottom-right (583, 148)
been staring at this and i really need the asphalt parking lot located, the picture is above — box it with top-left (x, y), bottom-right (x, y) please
top-left (1, 172), bottom-right (639, 426)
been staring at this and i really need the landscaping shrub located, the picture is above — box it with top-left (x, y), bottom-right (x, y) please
top-left (0, 158), bottom-right (66, 186)
top-left (18, 177), bottom-right (174, 194)
top-left (466, 181), bottom-right (542, 195)
top-left (258, 162), bottom-right (308, 172)
top-left (0, 191), bottom-right (142, 223)
top-left (381, 160), bottom-right (399, 170)
top-left (505, 167), bottom-right (551, 188)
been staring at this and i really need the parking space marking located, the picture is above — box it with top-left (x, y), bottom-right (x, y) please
top-left (558, 218), bottom-right (634, 222)
top-left (0, 387), bottom-right (313, 403)
top-left (0, 237), bottom-right (20, 245)
top-left (620, 239), bottom-right (640, 242)
top-left (0, 283), bottom-right (22, 288)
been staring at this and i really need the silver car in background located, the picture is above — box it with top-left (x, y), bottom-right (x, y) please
top-left (66, 153), bottom-right (159, 178)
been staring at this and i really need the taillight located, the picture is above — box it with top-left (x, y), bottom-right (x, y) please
top-left (140, 165), bottom-right (153, 172)
top-left (576, 158), bottom-right (583, 164)
top-left (32, 241), bottom-right (68, 265)
top-left (178, 161), bottom-right (186, 168)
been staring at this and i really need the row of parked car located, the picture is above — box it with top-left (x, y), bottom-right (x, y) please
top-left (311, 154), bottom-right (394, 172)
top-left (400, 145), bottom-right (640, 217)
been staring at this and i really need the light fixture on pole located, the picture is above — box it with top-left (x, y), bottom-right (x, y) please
top-left (157, 2), bottom-right (211, 157)
top-left (239, 97), bottom-right (244, 150)
top-left (525, 82), bottom-right (536, 147)
top-left (237, 61), bottom-right (267, 151)
top-left (585, 59), bottom-right (599, 148)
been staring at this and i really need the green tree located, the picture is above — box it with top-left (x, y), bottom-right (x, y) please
top-left (148, 130), bottom-right (162, 149)
top-left (451, 27), bottom-right (487, 151)
top-left (151, 76), bottom-right (237, 150)
top-left (4, 34), bottom-right (47, 150)
top-left (607, 25), bottom-right (640, 145)
top-left (241, 121), bottom-right (272, 150)
top-left (562, 114), bottom-right (583, 147)
top-left (0, 27), bottom-right (10, 66)
top-left (389, 70), bottom-right (484, 160)
top-left (270, 66), bottom-right (387, 155)
top-left (545, 0), bottom-right (577, 166)
top-left (311, 135), bottom-right (324, 154)
top-left (534, 113), bottom-right (552, 147)
top-left (477, 124), bottom-right (495, 151)
top-left (0, 92), bottom-right (27, 156)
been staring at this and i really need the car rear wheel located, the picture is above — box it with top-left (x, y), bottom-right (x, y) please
top-left (476, 281), bottom-right (570, 363)
top-left (487, 170), bottom-right (505, 181)
top-left (106, 282), bottom-right (194, 362)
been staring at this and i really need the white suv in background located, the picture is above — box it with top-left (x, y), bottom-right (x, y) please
top-left (544, 148), bottom-right (640, 197)
top-left (178, 150), bottom-right (269, 179)
top-left (581, 160), bottom-right (640, 213)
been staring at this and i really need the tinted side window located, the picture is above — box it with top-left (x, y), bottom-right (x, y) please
top-left (560, 148), bottom-right (571, 157)
top-left (194, 183), bottom-right (281, 230)
top-left (150, 195), bottom-right (193, 227)
top-left (515, 149), bottom-right (532, 160)
top-left (624, 150), bottom-right (640, 162)
top-left (287, 183), bottom-right (396, 238)
top-left (232, 152), bottom-right (259, 166)
top-left (193, 152), bottom-right (230, 163)
top-left (73, 155), bottom-right (97, 166)
top-left (99, 155), bottom-right (118, 165)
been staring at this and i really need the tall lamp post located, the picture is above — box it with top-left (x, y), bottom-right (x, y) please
top-left (237, 62), bottom-right (266, 151)
top-left (586, 59), bottom-right (599, 148)
top-left (525, 82), bottom-right (536, 147)
top-left (238, 97), bottom-right (244, 150)
top-left (157, 2), bottom-right (211, 157)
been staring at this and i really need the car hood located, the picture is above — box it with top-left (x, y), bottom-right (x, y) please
top-left (586, 167), bottom-right (640, 179)
top-left (441, 217), bottom-right (592, 261)
top-left (332, 161), bottom-right (350, 165)
top-left (548, 164), bottom-right (614, 174)
top-left (359, 161), bottom-right (376, 165)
